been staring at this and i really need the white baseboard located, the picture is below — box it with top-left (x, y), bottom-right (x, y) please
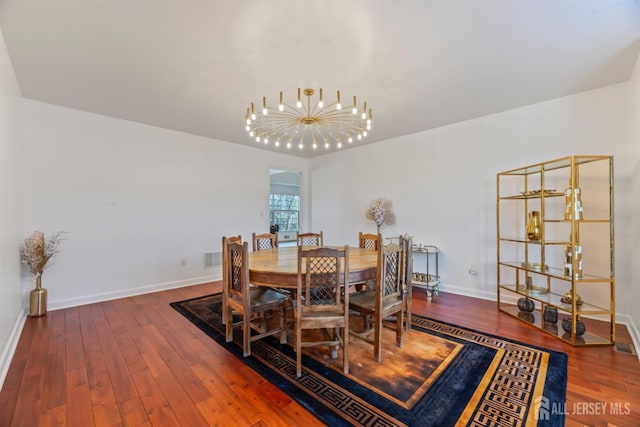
top-left (437, 283), bottom-right (496, 302)
top-left (46, 268), bottom-right (222, 312)
top-left (0, 310), bottom-right (27, 392)
top-left (615, 313), bottom-right (640, 363)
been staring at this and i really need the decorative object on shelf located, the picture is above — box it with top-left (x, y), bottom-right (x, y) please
top-left (563, 244), bottom-right (583, 279)
top-left (520, 261), bottom-right (548, 272)
top-left (562, 316), bottom-right (586, 336)
top-left (543, 306), bottom-right (558, 324)
top-left (560, 291), bottom-right (584, 306)
top-left (526, 211), bottom-right (541, 241)
top-left (365, 197), bottom-right (396, 234)
top-left (21, 230), bottom-right (66, 317)
top-left (244, 87), bottom-right (372, 151)
top-left (520, 189), bottom-right (557, 197)
top-left (525, 276), bottom-right (533, 292)
top-left (517, 298), bottom-right (535, 312)
top-left (563, 187), bottom-right (584, 220)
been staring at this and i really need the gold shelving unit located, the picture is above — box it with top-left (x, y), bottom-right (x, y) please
top-left (496, 155), bottom-right (615, 346)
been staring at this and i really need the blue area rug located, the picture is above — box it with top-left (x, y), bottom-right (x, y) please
top-left (171, 294), bottom-right (567, 426)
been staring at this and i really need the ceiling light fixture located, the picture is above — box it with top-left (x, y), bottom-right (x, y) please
top-left (244, 88), bottom-right (372, 150)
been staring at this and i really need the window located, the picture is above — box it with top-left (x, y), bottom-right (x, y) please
top-left (269, 194), bottom-right (299, 232)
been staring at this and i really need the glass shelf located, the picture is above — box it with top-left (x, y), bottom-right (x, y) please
top-left (499, 261), bottom-right (612, 282)
top-left (499, 284), bottom-right (610, 314)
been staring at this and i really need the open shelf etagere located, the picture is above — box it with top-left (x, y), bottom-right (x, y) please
top-left (496, 155), bottom-right (615, 346)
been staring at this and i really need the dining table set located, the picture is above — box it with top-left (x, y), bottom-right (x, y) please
top-left (222, 231), bottom-right (412, 377)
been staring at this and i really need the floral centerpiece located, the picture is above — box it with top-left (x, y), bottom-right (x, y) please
top-left (21, 231), bottom-right (66, 316)
top-left (365, 197), bottom-right (396, 233)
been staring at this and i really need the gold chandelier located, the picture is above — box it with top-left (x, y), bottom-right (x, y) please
top-left (244, 88), bottom-right (372, 150)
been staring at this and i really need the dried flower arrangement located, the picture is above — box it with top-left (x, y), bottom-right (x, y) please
top-left (21, 231), bottom-right (66, 277)
top-left (365, 197), bottom-right (396, 230)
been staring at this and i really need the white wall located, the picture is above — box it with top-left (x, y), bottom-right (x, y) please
top-left (0, 27), bottom-right (24, 387)
top-left (20, 100), bottom-right (307, 309)
top-left (309, 83), bottom-right (635, 320)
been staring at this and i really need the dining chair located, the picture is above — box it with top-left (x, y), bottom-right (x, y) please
top-left (224, 240), bottom-right (288, 357)
top-left (349, 241), bottom-right (405, 362)
top-left (252, 232), bottom-right (278, 251)
top-left (295, 245), bottom-right (349, 377)
top-left (297, 231), bottom-right (323, 246)
top-left (400, 234), bottom-right (414, 332)
top-left (221, 234), bottom-right (242, 325)
top-left (359, 232), bottom-right (381, 250)
top-left (352, 232), bottom-right (382, 292)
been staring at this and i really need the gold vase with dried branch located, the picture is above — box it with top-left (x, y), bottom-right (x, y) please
top-left (21, 231), bottom-right (65, 317)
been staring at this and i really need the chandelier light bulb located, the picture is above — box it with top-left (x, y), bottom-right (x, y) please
top-left (296, 88), bottom-right (302, 108)
top-left (264, 137), bottom-right (269, 144)
top-left (357, 134), bottom-right (362, 140)
top-left (279, 91), bottom-right (284, 111)
top-left (286, 142), bottom-right (291, 148)
top-left (249, 131), bottom-right (254, 137)
top-left (318, 88), bottom-right (323, 108)
top-left (262, 97), bottom-right (268, 115)
top-left (298, 143), bottom-right (303, 149)
top-left (275, 141), bottom-right (280, 147)
top-left (363, 131), bottom-right (367, 137)
top-left (313, 143), bottom-right (317, 149)
top-left (348, 136), bottom-right (353, 143)
top-left (337, 142), bottom-right (342, 148)
top-left (324, 143), bottom-right (329, 149)
top-left (352, 96), bottom-right (357, 114)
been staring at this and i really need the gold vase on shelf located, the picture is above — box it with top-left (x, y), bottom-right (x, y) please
top-left (563, 244), bottom-right (583, 279)
top-left (526, 211), bottom-right (541, 241)
top-left (563, 187), bottom-right (584, 220)
top-left (29, 274), bottom-right (47, 317)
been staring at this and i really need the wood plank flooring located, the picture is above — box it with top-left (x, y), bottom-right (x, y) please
top-left (0, 282), bottom-right (638, 426)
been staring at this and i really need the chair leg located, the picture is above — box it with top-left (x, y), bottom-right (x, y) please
top-left (396, 311), bottom-right (404, 347)
top-left (342, 326), bottom-right (349, 375)
top-left (243, 314), bottom-right (251, 357)
top-left (222, 298), bottom-right (228, 325)
top-left (296, 326), bottom-right (303, 378)
top-left (405, 290), bottom-right (412, 332)
top-left (279, 305), bottom-right (287, 344)
top-left (374, 313), bottom-right (383, 363)
top-left (225, 305), bottom-right (235, 342)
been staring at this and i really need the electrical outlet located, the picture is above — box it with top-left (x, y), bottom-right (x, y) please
top-left (468, 265), bottom-right (478, 276)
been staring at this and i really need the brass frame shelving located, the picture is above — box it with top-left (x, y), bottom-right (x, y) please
top-left (496, 155), bottom-right (615, 346)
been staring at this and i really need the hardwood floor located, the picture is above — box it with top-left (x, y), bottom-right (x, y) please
top-left (1, 282), bottom-right (638, 426)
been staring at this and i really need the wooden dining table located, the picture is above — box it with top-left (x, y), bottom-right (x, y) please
top-left (248, 245), bottom-right (378, 288)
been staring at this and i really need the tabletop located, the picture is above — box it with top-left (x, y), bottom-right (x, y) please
top-left (248, 246), bottom-right (378, 289)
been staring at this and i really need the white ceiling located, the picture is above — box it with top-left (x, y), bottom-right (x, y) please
top-left (1, 0), bottom-right (639, 158)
